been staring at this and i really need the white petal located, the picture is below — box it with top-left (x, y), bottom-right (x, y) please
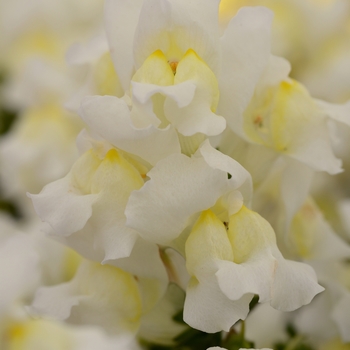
top-left (107, 237), bottom-right (166, 281)
top-left (259, 55), bottom-right (291, 88)
top-left (133, 0), bottom-right (221, 74)
top-left (28, 175), bottom-right (98, 237)
top-left (316, 99), bottom-right (350, 127)
top-left (80, 95), bottom-right (181, 165)
top-left (288, 116), bottom-right (342, 174)
top-left (107, 238), bottom-right (169, 314)
top-left (30, 261), bottom-right (143, 335)
top-left (132, 0), bottom-right (172, 69)
top-left (270, 250), bottom-right (324, 311)
top-left (198, 140), bottom-right (252, 203)
top-left (132, 80), bottom-right (196, 108)
top-left (218, 7), bottom-right (273, 138)
top-left (104, 0), bottom-right (143, 91)
top-left (216, 206), bottom-right (277, 303)
top-left (184, 275), bottom-right (251, 333)
top-left (164, 89), bottom-right (226, 136)
top-left (125, 153), bottom-right (228, 245)
top-left (216, 257), bottom-right (275, 304)
top-left (30, 282), bottom-right (86, 321)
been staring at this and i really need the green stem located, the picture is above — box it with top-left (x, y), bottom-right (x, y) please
top-left (240, 320), bottom-right (246, 341)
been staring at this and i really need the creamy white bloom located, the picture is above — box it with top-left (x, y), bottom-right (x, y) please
top-left (185, 207), bottom-right (323, 333)
top-left (105, 0), bottom-right (225, 137)
top-left (29, 139), bottom-right (169, 311)
top-left (219, 53), bottom-right (350, 233)
top-left (126, 141), bottom-right (323, 332)
top-left (29, 145), bottom-right (146, 261)
top-left (101, 0), bottom-right (274, 155)
top-left (222, 55), bottom-right (343, 175)
top-left (30, 260), bottom-right (143, 335)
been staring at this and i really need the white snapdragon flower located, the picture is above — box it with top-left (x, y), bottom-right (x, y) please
top-left (222, 56), bottom-right (344, 175)
top-left (95, 0), bottom-right (274, 155)
top-left (126, 141), bottom-right (323, 332)
top-left (30, 259), bottom-right (143, 335)
top-left (220, 55), bottom-right (350, 232)
top-left (30, 261), bottom-right (188, 344)
top-left (29, 134), bottom-right (169, 314)
top-left (29, 145), bottom-right (146, 261)
top-left (105, 0), bottom-right (224, 136)
top-left (30, 138), bottom-right (165, 274)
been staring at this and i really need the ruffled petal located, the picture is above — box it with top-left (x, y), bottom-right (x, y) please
top-left (184, 275), bottom-right (251, 333)
top-left (270, 249), bottom-right (324, 311)
top-left (80, 95), bottom-right (181, 166)
top-left (197, 140), bottom-right (253, 203)
top-left (126, 144), bottom-right (242, 245)
top-left (126, 141), bottom-right (252, 245)
top-left (132, 80), bottom-right (196, 109)
top-left (28, 175), bottom-right (98, 237)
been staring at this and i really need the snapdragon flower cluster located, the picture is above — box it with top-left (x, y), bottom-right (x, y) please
top-left (1, 0), bottom-right (350, 349)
